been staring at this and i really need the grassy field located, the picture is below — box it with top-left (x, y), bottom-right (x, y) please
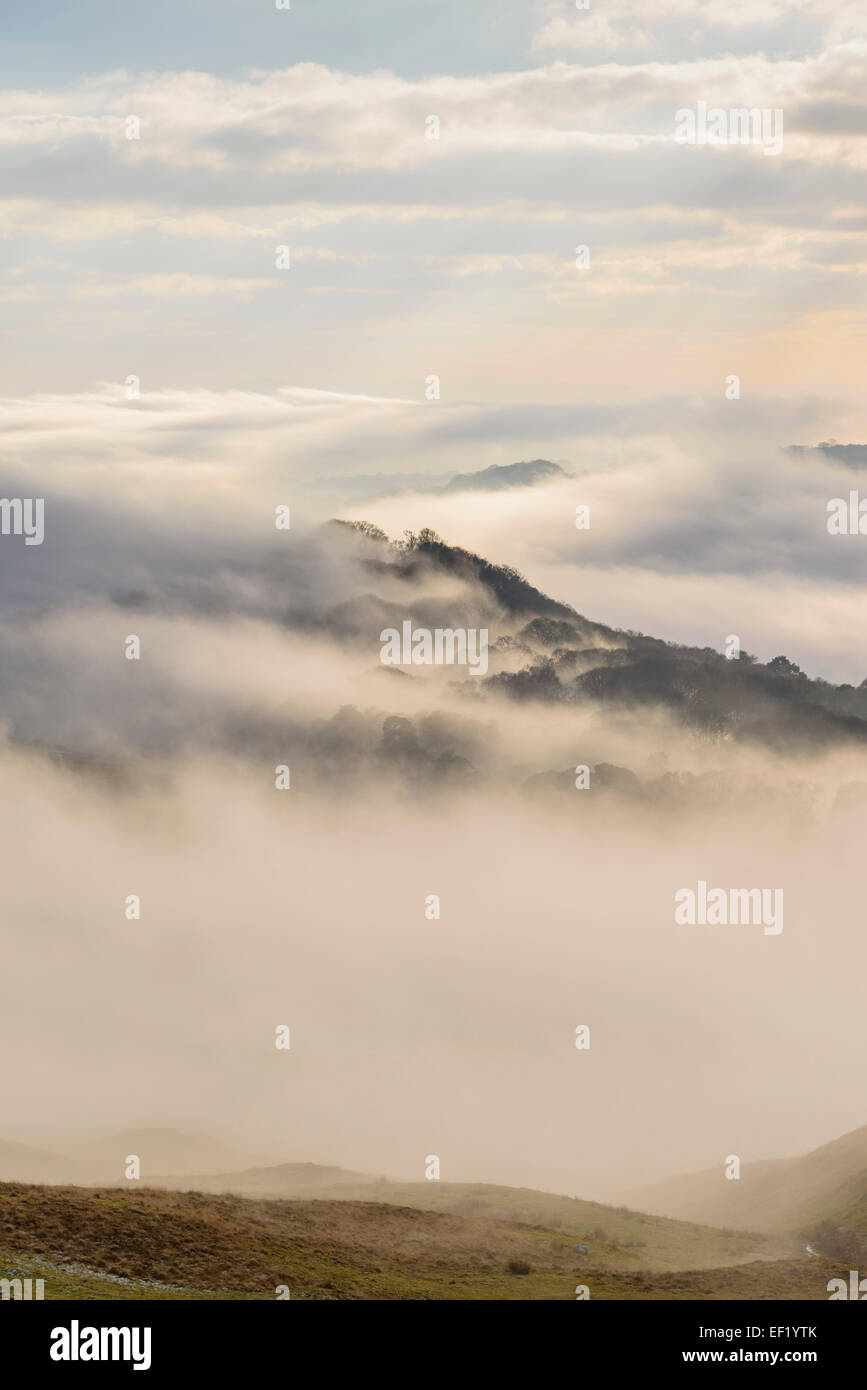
top-left (0, 1180), bottom-right (848, 1301)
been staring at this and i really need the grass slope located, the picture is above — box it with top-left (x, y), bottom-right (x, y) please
top-left (0, 1181), bottom-right (840, 1301)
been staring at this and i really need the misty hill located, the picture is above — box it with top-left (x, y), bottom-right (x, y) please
top-left (70, 1129), bottom-right (263, 1184)
top-left (789, 441), bottom-right (867, 469)
top-left (2, 1178), bottom-right (831, 1301)
top-left (322, 523), bottom-right (867, 752)
top-left (148, 1161), bottom-right (377, 1196)
top-left (0, 1139), bottom-right (89, 1186)
top-left (325, 521), bottom-right (582, 624)
top-left (227, 1178), bottom-right (785, 1271)
top-left (0, 1129), bottom-right (267, 1187)
top-left (634, 1124), bottom-right (867, 1247)
top-left (437, 459), bottom-right (567, 493)
top-left (145, 1162), bottom-right (777, 1269)
top-left (11, 520), bottom-right (867, 794)
top-left (308, 458), bottom-right (567, 502)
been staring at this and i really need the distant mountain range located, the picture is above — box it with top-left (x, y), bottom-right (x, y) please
top-left (436, 459), bottom-right (567, 493)
top-left (0, 1138), bottom-right (90, 1187)
top-left (307, 458), bottom-right (568, 501)
top-left (0, 1129), bottom-right (263, 1187)
top-left (0, 1128), bottom-right (379, 1199)
top-left (149, 1161), bottom-right (377, 1196)
top-left (788, 441), bottom-right (867, 469)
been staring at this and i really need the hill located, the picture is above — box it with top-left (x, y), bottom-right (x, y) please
top-left (634, 1124), bottom-right (867, 1242)
top-left (0, 1140), bottom-right (88, 1186)
top-left (70, 1128), bottom-right (261, 1185)
top-left (143, 1173), bottom-right (779, 1269)
top-left (322, 523), bottom-right (867, 751)
top-left (308, 458), bottom-right (568, 502)
top-left (150, 1161), bottom-right (377, 1196)
top-left (438, 459), bottom-right (567, 493)
top-left (0, 1180), bottom-right (838, 1301)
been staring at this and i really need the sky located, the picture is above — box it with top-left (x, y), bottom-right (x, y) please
top-left (1, 1), bottom-right (865, 401)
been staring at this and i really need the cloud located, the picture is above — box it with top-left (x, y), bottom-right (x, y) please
top-left (531, 0), bottom-right (861, 55)
top-left (1, 512), bottom-right (867, 1185)
top-left (0, 378), bottom-right (864, 683)
top-left (0, 42), bottom-right (864, 400)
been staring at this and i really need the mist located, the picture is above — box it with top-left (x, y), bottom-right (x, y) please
top-left (2, 512), bottom-right (866, 1201)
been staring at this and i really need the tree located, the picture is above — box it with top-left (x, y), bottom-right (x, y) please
top-left (768, 655), bottom-right (802, 677)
